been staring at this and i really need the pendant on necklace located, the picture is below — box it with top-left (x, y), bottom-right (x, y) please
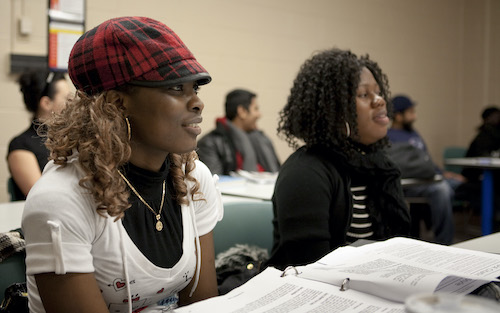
top-left (155, 214), bottom-right (163, 231)
top-left (156, 220), bottom-right (163, 231)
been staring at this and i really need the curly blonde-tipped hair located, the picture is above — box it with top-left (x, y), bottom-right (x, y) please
top-left (45, 90), bottom-right (201, 219)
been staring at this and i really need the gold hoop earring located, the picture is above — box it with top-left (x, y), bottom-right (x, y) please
top-left (345, 121), bottom-right (351, 138)
top-left (125, 117), bottom-right (131, 141)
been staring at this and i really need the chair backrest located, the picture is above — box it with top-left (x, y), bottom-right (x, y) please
top-left (213, 201), bottom-right (273, 256)
top-left (0, 251), bottom-right (26, 304)
top-left (7, 178), bottom-right (24, 202)
top-left (7, 178), bottom-right (16, 202)
top-left (443, 146), bottom-right (467, 174)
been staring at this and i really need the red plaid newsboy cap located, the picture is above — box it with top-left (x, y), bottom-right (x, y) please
top-left (68, 16), bottom-right (211, 94)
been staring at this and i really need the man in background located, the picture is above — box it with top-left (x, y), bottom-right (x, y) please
top-left (197, 89), bottom-right (280, 175)
top-left (463, 106), bottom-right (500, 163)
top-left (387, 95), bottom-right (464, 244)
top-left (456, 106), bottom-right (500, 215)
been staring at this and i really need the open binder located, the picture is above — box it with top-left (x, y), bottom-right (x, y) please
top-left (174, 237), bottom-right (500, 313)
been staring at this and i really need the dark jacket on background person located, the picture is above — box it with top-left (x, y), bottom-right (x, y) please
top-left (456, 123), bottom-right (500, 210)
top-left (462, 124), bottom-right (500, 182)
top-left (266, 144), bottom-right (411, 270)
top-left (197, 117), bottom-right (280, 175)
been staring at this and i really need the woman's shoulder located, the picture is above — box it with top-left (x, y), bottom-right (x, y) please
top-left (23, 160), bottom-right (101, 232)
top-left (40, 157), bottom-right (83, 182)
top-left (27, 159), bottom-right (91, 207)
top-left (7, 125), bottom-right (40, 152)
top-left (282, 146), bottom-right (342, 171)
top-left (277, 147), bottom-right (343, 189)
top-left (192, 159), bottom-right (212, 178)
top-left (182, 159), bottom-right (216, 192)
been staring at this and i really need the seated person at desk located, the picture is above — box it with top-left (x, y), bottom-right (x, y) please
top-left (22, 17), bottom-right (222, 312)
top-left (387, 95), bottom-right (463, 245)
top-left (197, 89), bottom-right (280, 175)
top-left (7, 69), bottom-right (70, 200)
top-left (456, 106), bottom-right (500, 212)
top-left (462, 106), bottom-right (500, 181)
top-left (266, 48), bottom-right (411, 270)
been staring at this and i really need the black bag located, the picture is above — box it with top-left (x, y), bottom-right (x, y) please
top-left (217, 260), bottom-right (263, 295)
top-left (215, 244), bottom-right (268, 295)
top-left (0, 282), bottom-right (28, 313)
top-left (386, 142), bottom-right (436, 179)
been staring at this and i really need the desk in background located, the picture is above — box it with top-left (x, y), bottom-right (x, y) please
top-left (445, 157), bottom-right (500, 235)
top-left (452, 232), bottom-right (500, 254)
top-left (0, 201), bottom-right (25, 232)
top-left (400, 174), bottom-right (443, 188)
top-left (219, 174), bottom-right (444, 204)
top-left (217, 175), bottom-right (275, 201)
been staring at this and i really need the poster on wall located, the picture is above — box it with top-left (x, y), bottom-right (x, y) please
top-left (48, 0), bottom-right (85, 71)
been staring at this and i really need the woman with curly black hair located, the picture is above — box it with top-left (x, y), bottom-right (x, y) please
top-left (22, 17), bottom-right (222, 312)
top-left (266, 48), bottom-right (411, 270)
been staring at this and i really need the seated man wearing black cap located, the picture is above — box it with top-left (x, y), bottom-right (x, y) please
top-left (387, 95), bottom-right (464, 245)
top-left (197, 89), bottom-right (280, 175)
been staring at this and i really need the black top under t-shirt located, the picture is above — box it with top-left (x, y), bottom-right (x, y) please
top-left (7, 120), bottom-right (50, 200)
top-left (121, 159), bottom-right (184, 268)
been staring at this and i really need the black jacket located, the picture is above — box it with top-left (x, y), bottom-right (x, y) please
top-left (266, 144), bottom-right (410, 270)
top-left (197, 120), bottom-right (238, 175)
top-left (463, 124), bottom-right (500, 182)
top-left (197, 118), bottom-right (280, 175)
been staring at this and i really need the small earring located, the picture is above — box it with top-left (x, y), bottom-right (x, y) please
top-left (125, 117), bottom-right (131, 141)
top-left (345, 121), bottom-right (351, 138)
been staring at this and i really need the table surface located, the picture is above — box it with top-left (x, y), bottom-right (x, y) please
top-left (400, 174), bottom-right (443, 187)
top-left (218, 180), bottom-right (275, 201)
top-left (220, 174), bottom-right (446, 199)
top-left (0, 201), bottom-right (25, 232)
top-left (445, 157), bottom-right (500, 169)
top-left (452, 232), bottom-right (500, 254)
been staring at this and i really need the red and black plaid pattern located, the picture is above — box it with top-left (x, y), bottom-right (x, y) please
top-left (68, 16), bottom-right (211, 94)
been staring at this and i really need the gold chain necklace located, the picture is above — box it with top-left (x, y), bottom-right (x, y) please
top-left (118, 171), bottom-right (166, 231)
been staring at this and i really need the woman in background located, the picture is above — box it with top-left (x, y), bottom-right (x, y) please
top-left (266, 48), bottom-right (411, 270)
top-left (22, 16), bottom-right (222, 312)
top-left (7, 69), bottom-right (70, 199)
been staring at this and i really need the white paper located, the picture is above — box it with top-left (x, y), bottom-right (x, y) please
top-left (297, 237), bottom-right (500, 303)
top-left (174, 238), bottom-right (500, 312)
top-left (173, 268), bottom-right (404, 313)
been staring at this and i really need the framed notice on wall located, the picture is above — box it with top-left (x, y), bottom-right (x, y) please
top-left (48, 0), bottom-right (85, 71)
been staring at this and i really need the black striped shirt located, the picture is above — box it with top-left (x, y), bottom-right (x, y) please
top-left (346, 185), bottom-right (373, 243)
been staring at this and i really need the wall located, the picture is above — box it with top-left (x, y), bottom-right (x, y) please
top-left (0, 0), bottom-right (498, 202)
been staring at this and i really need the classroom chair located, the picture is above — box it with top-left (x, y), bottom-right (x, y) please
top-left (0, 251), bottom-right (26, 304)
top-left (443, 146), bottom-right (467, 174)
top-left (7, 178), bottom-right (24, 202)
top-left (213, 201), bottom-right (273, 256)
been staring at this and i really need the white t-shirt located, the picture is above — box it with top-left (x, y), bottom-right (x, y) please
top-left (22, 155), bottom-right (223, 312)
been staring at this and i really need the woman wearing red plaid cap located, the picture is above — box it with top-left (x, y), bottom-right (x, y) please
top-left (22, 17), bottom-right (222, 312)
